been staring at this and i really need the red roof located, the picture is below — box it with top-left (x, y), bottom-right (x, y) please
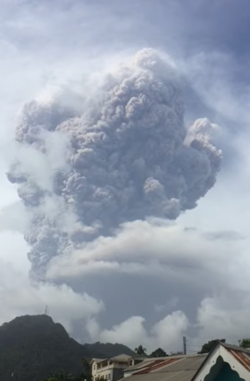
top-left (134, 357), bottom-right (181, 375)
top-left (228, 349), bottom-right (250, 372)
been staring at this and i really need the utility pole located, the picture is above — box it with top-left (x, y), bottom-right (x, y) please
top-left (183, 336), bottom-right (187, 355)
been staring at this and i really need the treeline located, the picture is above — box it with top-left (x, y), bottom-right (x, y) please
top-left (134, 338), bottom-right (250, 357)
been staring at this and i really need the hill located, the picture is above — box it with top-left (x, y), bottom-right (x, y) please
top-left (0, 315), bottom-right (134, 381)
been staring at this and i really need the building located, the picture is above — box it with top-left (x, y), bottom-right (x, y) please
top-left (121, 342), bottom-right (250, 381)
top-left (91, 354), bottom-right (136, 381)
top-left (193, 341), bottom-right (250, 381)
top-left (127, 355), bottom-right (149, 368)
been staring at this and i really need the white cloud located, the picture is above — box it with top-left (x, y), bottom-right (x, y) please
top-left (45, 218), bottom-right (250, 349)
top-left (99, 317), bottom-right (148, 349)
top-left (88, 311), bottom-right (188, 353)
top-left (0, 231), bottom-right (30, 271)
top-left (47, 220), bottom-right (230, 280)
top-left (0, 226), bottom-right (104, 335)
top-left (0, 257), bottom-right (104, 333)
top-left (194, 292), bottom-right (250, 347)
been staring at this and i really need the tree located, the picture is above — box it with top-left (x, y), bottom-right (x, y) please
top-left (42, 358), bottom-right (91, 381)
top-left (74, 359), bottom-right (92, 381)
top-left (239, 339), bottom-right (250, 349)
top-left (44, 370), bottom-right (74, 381)
top-left (134, 345), bottom-right (147, 355)
top-left (150, 348), bottom-right (168, 357)
top-left (80, 358), bottom-right (92, 381)
top-left (198, 339), bottom-right (226, 354)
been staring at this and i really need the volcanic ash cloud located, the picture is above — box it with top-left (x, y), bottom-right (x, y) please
top-left (7, 48), bottom-right (222, 273)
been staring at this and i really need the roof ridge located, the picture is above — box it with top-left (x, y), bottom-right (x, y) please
top-left (220, 341), bottom-right (250, 354)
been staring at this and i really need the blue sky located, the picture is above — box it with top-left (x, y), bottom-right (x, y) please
top-left (1, 0), bottom-right (250, 353)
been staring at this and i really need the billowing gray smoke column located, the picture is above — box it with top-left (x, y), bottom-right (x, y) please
top-left (7, 48), bottom-right (222, 274)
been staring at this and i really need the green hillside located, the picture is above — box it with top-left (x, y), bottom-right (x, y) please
top-left (0, 315), bottom-right (134, 381)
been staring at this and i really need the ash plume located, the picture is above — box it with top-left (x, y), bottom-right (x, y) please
top-left (7, 48), bottom-right (222, 274)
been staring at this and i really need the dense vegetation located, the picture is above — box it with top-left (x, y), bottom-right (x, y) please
top-left (0, 315), bottom-right (134, 381)
top-left (150, 347), bottom-right (168, 357)
top-left (134, 345), bottom-right (168, 357)
top-left (239, 338), bottom-right (250, 348)
top-left (198, 339), bottom-right (226, 354)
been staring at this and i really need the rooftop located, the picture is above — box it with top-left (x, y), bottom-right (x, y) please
top-left (91, 354), bottom-right (132, 365)
top-left (221, 342), bottom-right (250, 373)
top-left (123, 354), bottom-right (207, 381)
top-left (110, 354), bottom-right (132, 362)
top-left (91, 358), bottom-right (105, 364)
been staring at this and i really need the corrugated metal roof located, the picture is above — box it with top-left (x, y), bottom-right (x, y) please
top-left (134, 358), bottom-right (180, 374)
top-left (227, 349), bottom-right (250, 372)
top-left (220, 342), bottom-right (250, 372)
top-left (125, 359), bottom-right (153, 372)
top-left (156, 356), bottom-right (206, 373)
top-left (220, 343), bottom-right (250, 373)
top-left (124, 370), bottom-right (197, 381)
top-left (222, 342), bottom-right (250, 354)
top-left (123, 355), bottom-right (207, 381)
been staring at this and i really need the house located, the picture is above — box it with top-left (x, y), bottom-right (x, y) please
top-left (193, 341), bottom-right (250, 380)
top-left (127, 355), bottom-right (149, 368)
top-left (91, 354), bottom-right (134, 381)
top-left (121, 341), bottom-right (250, 381)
